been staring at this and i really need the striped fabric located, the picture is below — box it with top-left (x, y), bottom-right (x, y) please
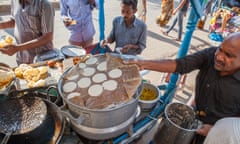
top-left (11, 0), bottom-right (54, 64)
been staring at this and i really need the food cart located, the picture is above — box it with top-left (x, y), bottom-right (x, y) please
top-left (0, 0), bottom-right (206, 143)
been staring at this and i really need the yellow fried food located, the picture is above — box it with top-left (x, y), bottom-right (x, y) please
top-left (0, 70), bottom-right (14, 90)
top-left (0, 41), bottom-right (7, 48)
top-left (14, 64), bottom-right (33, 79)
top-left (23, 68), bottom-right (40, 82)
top-left (37, 66), bottom-right (48, 79)
top-left (4, 35), bottom-right (13, 44)
top-left (0, 35), bottom-right (13, 48)
top-left (28, 79), bottom-right (46, 88)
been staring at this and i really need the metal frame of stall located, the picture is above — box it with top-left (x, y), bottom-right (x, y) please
top-left (97, 0), bottom-right (205, 143)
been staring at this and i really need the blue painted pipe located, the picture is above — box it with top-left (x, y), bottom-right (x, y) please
top-left (167, 0), bottom-right (205, 95)
top-left (98, 0), bottom-right (105, 41)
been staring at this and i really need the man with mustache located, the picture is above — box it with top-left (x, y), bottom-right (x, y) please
top-left (123, 32), bottom-right (240, 144)
top-left (0, 0), bottom-right (55, 65)
top-left (101, 0), bottom-right (146, 55)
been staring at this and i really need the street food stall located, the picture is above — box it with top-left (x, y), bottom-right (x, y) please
top-left (0, 0), bottom-right (206, 143)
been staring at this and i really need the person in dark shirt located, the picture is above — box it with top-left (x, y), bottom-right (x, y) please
top-left (122, 32), bottom-right (240, 144)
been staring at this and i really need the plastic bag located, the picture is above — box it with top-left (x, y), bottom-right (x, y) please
top-left (85, 43), bottom-right (112, 55)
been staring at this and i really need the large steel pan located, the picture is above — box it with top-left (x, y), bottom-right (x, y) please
top-left (0, 96), bottom-right (65, 144)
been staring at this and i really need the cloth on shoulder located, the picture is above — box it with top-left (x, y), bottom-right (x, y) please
top-left (204, 117), bottom-right (240, 144)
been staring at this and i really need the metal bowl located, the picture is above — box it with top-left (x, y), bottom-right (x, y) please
top-left (60, 45), bottom-right (86, 57)
top-left (138, 83), bottom-right (160, 111)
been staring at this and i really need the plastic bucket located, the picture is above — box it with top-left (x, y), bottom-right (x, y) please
top-left (154, 102), bottom-right (202, 144)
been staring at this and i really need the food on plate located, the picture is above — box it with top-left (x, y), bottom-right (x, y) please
top-left (63, 81), bottom-right (77, 93)
top-left (67, 92), bottom-right (81, 99)
top-left (38, 66), bottom-right (48, 79)
top-left (14, 64), bottom-right (32, 79)
top-left (77, 77), bottom-right (91, 88)
top-left (82, 67), bottom-right (96, 76)
top-left (88, 84), bottom-right (103, 97)
top-left (4, 35), bottom-right (13, 44)
top-left (106, 53), bottom-right (124, 70)
top-left (108, 68), bottom-right (122, 78)
top-left (97, 61), bottom-right (107, 71)
top-left (0, 35), bottom-right (14, 48)
top-left (28, 79), bottom-right (46, 88)
top-left (85, 56), bottom-right (98, 65)
top-left (47, 60), bottom-right (57, 68)
top-left (0, 70), bottom-right (14, 90)
top-left (73, 57), bottom-right (81, 65)
top-left (14, 64), bottom-right (49, 88)
top-left (102, 80), bottom-right (118, 91)
top-left (23, 68), bottom-right (41, 82)
top-left (92, 73), bottom-right (107, 83)
top-left (22, 66), bottom-right (48, 82)
top-left (79, 63), bottom-right (86, 69)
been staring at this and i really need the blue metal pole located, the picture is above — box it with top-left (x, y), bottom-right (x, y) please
top-left (165, 0), bottom-right (205, 95)
top-left (98, 0), bottom-right (105, 41)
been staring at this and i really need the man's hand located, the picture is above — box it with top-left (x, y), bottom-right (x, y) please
top-left (172, 10), bottom-right (177, 15)
top-left (122, 45), bottom-right (130, 54)
top-left (0, 44), bottom-right (18, 56)
top-left (122, 58), bottom-right (144, 70)
top-left (122, 44), bottom-right (137, 54)
top-left (63, 17), bottom-right (76, 27)
top-left (100, 39), bottom-right (108, 48)
top-left (196, 124), bottom-right (213, 136)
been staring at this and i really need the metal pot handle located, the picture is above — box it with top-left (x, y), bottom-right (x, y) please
top-left (60, 104), bottom-right (85, 125)
top-left (46, 85), bottom-right (61, 104)
top-left (1, 132), bottom-right (12, 144)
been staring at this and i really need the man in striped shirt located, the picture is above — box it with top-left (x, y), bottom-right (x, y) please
top-left (0, 0), bottom-right (55, 65)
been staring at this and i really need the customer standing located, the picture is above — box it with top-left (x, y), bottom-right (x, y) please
top-left (0, 0), bottom-right (55, 65)
top-left (60, 0), bottom-right (98, 48)
top-left (136, 0), bottom-right (147, 23)
top-left (101, 0), bottom-right (147, 55)
top-left (162, 0), bottom-right (189, 41)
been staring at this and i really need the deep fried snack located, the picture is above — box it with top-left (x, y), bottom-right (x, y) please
top-left (0, 70), bottom-right (14, 90)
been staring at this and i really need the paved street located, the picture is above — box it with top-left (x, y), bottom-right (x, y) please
top-left (0, 0), bottom-right (214, 143)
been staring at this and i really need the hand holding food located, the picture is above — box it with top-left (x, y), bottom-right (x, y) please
top-left (0, 35), bottom-right (14, 48)
top-left (0, 69), bottom-right (14, 91)
top-left (63, 17), bottom-right (77, 26)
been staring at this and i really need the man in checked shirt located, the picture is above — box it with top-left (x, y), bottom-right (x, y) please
top-left (0, 0), bottom-right (55, 65)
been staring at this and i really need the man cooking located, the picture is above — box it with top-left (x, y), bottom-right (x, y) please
top-left (122, 32), bottom-right (240, 144)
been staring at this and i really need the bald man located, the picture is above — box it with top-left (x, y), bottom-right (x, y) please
top-left (123, 32), bottom-right (240, 144)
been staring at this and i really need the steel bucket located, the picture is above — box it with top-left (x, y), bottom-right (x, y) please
top-left (154, 102), bottom-right (202, 144)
